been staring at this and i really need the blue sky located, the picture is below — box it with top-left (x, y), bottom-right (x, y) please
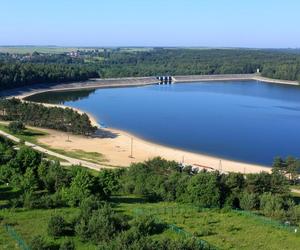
top-left (1, 0), bottom-right (299, 48)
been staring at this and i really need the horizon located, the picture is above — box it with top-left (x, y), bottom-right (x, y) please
top-left (1, 45), bottom-right (300, 50)
top-left (1, 0), bottom-right (300, 48)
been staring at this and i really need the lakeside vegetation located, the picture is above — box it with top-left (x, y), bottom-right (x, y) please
top-left (0, 98), bottom-right (97, 135)
top-left (0, 131), bottom-right (300, 249)
top-left (1, 48), bottom-right (300, 91)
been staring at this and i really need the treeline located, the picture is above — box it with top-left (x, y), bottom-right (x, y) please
top-left (121, 157), bottom-right (300, 224)
top-left (0, 62), bottom-right (99, 90)
top-left (1, 49), bottom-right (300, 92)
top-left (0, 98), bottom-right (97, 135)
top-left (94, 49), bottom-right (300, 82)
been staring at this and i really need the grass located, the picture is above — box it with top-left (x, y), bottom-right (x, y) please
top-left (114, 199), bottom-right (300, 250)
top-left (290, 185), bottom-right (300, 191)
top-left (44, 147), bottom-right (106, 165)
top-left (0, 123), bottom-right (47, 144)
top-left (1, 194), bottom-right (300, 250)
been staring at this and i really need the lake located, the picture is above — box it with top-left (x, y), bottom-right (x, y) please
top-left (26, 80), bottom-right (300, 165)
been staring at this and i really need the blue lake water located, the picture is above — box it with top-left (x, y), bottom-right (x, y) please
top-left (26, 80), bottom-right (300, 166)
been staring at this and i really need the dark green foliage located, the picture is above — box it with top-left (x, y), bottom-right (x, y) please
top-left (97, 169), bottom-right (123, 198)
top-left (75, 203), bottom-right (128, 243)
top-left (120, 157), bottom-right (300, 225)
top-left (122, 157), bottom-right (183, 201)
top-left (59, 239), bottom-right (75, 250)
top-left (0, 98), bottom-right (97, 135)
top-left (93, 48), bottom-right (300, 81)
top-left (259, 192), bottom-right (285, 218)
top-left (131, 215), bottom-right (166, 236)
top-left (244, 171), bottom-right (289, 197)
top-left (47, 215), bottom-right (66, 237)
top-left (29, 235), bottom-right (48, 250)
top-left (13, 146), bottom-right (42, 174)
top-left (0, 62), bottom-right (98, 90)
top-left (8, 121), bottom-right (25, 134)
top-left (240, 192), bottom-right (258, 210)
top-left (63, 167), bottom-right (101, 207)
top-left (1, 49), bottom-right (300, 93)
top-left (272, 156), bottom-right (300, 184)
top-left (187, 172), bottom-right (221, 208)
top-left (98, 235), bottom-right (211, 250)
top-left (38, 161), bottom-right (70, 193)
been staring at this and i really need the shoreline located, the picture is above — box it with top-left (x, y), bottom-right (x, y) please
top-left (4, 74), bottom-right (298, 173)
top-left (2, 74), bottom-right (298, 100)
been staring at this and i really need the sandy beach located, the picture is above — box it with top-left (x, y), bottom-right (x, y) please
top-left (6, 74), bottom-right (299, 174)
top-left (35, 126), bottom-right (271, 174)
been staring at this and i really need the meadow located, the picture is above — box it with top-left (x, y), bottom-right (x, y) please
top-left (1, 194), bottom-right (300, 250)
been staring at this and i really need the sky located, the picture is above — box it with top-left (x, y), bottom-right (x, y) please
top-left (0, 0), bottom-right (299, 48)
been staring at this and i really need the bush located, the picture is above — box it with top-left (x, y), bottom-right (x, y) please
top-left (8, 121), bottom-right (25, 134)
top-left (259, 192), bottom-right (285, 218)
top-left (131, 215), bottom-right (166, 236)
top-left (187, 171), bottom-right (221, 208)
top-left (62, 168), bottom-right (97, 207)
top-left (59, 239), bottom-right (75, 250)
top-left (240, 192), bottom-right (258, 210)
top-left (194, 226), bottom-right (215, 237)
top-left (75, 203), bottom-right (128, 243)
top-left (30, 235), bottom-right (48, 250)
top-left (47, 215), bottom-right (66, 237)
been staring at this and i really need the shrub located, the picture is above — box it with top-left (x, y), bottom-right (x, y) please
top-left (259, 192), bottom-right (285, 218)
top-left (59, 239), bottom-right (75, 250)
top-left (187, 171), bottom-right (221, 208)
top-left (194, 226), bottom-right (215, 236)
top-left (47, 215), bottom-right (66, 237)
top-left (30, 235), bottom-right (48, 250)
top-left (131, 215), bottom-right (166, 236)
top-left (62, 168), bottom-right (96, 207)
top-left (8, 121), bottom-right (25, 134)
top-left (240, 192), bottom-right (258, 210)
top-left (75, 203), bottom-right (128, 243)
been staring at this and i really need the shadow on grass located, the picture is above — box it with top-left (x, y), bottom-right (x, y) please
top-left (110, 195), bottom-right (146, 204)
top-left (21, 130), bottom-right (45, 137)
top-left (0, 186), bottom-right (21, 208)
top-left (292, 196), bottom-right (300, 205)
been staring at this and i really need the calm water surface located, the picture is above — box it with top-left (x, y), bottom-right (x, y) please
top-left (27, 80), bottom-right (300, 165)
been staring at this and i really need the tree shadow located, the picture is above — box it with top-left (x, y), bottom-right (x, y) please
top-left (292, 196), bottom-right (300, 205)
top-left (0, 187), bottom-right (21, 200)
top-left (0, 186), bottom-right (21, 209)
top-left (21, 130), bottom-right (45, 137)
top-left (110, 196), bottom-right (146, 204)
top-left (91, 129), bottom-right (119, 139)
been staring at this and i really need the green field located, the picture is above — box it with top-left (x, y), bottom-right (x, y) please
top-left (1, 194), bottom-right (300, 250)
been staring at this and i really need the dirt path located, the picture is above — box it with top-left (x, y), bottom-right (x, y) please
top-left (291, 188), bottom-right (300, 195)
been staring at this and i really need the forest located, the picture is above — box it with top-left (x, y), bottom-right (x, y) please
top-left (0, 98), bottom-right (97, 135)
top-left (94, 48), bottom-right (300, 81)
top-left (1, 48), bottom-right (300, 91)
top-left (0, 62), bottom-right (99, 90)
